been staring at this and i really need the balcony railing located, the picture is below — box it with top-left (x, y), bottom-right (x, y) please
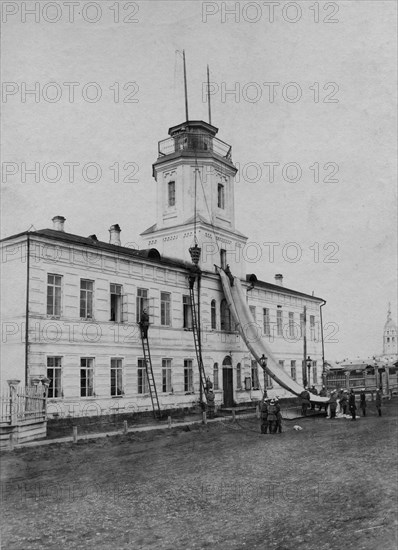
top-left (158, 132), bottom-right (232, 160)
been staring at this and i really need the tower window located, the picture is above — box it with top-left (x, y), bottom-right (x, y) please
top-left (217, 183), bottom-right (225, 209)
top-left (168, 181), bottom-right (176, 207)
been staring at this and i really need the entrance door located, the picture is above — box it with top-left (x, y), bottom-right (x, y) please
top-left (223, 368), bottom-right (234, 407)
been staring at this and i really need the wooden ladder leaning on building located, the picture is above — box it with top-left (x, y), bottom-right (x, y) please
top-left (188, 284), bottom-right (208, 404)
top-left (139, 323), bottom-right (162, 420)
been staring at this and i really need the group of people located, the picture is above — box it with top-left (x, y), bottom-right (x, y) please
top-left (311, 386), bottom-right (383, 420)
top-left (260, 396), bottom-right (283, 434)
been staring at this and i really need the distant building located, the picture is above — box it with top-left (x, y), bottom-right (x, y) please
top-left (382, 303), bottom-right (398, 362)
top-left (325, 304), bottom-right (398, 393)
top-left (1, 119), bottom-right (326, 418)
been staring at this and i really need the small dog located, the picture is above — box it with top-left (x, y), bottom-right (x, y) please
top-left (293, 425), bottom-right (303, 431)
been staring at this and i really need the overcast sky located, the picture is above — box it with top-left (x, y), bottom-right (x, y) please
top-left (1, 0), bottom-right (397, 361)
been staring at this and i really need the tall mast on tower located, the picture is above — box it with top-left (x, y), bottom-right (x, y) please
top-left (183, 50), bottom-right (189, 121)
top-left (207, 64), bottom-right (212, 125)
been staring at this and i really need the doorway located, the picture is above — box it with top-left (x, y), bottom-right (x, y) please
top-left (222, 355), bottom-right (234, 407)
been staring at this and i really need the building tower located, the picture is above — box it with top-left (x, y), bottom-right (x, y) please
top-left (382, 303), bottom-right (398, 358)
top-left (141, 119), bottom-right (248, 277)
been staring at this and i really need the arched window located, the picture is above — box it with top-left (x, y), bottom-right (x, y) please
top-left (220, 299), bottom-right (231, 331)
top-left (213, 363), bottom-right (219, 390)
top-left (211, 300), bottom-right (217, 329)
top-left (236, 363), bottom-right (242, 389)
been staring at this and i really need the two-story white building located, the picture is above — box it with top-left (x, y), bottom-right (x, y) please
top-left (0, 119), bottom-right (326, 418)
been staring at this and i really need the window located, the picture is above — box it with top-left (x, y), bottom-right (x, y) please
top-left (288, 312), bottom-right (295, 338)
top-left (279, 360), bottom-right (285, 370)
top-left (47, 274), bottom-right (62, 317)
top-left (80, 358), bottom-right (94, 397)
top-left (220, 248), bottom-right (227, 269)
top-left (291, 360), bottom-right (297, 381)
top-left (300, 313), bottom-right (304, 338)
top-left (249, 306), bottom-right (256, 321)
top-left (276, 309), bottom-right (283, 336)
top-left (162, 359), bottom-right (172, 393)
top-left (110, 283), bottom-right (122, 322)
top-left (263, 368), bottom-right (273, 389)
top-left (220, 299), bottom-right (232, 331)
top-left (387, 337), bottom-right (390, 343)
top-left (161, 292), bottom-right (171, 326)
top-left (136, 288), bottom-right (148, 323)
top-left (310, 315), bottom-right (315, 341)
top-left (184, 359), bottom-right (194, 392)
top-left (80, 279), bottom-right (93, 319)
top-left (168, 181), bottom-right (176, 207)
top-left (211, 300), bottom-right (217, 329)
top-left (217, 183), bottom-right (225, 209)
top-left (137, 359), bottom-right (149, 394)
top-left (263, 308), bottom-right (270, 336)
top-left (183, 295), bottom-right (193, 329)
top-left (312, 361), bottom-right (318, 384)
top-left (236, 362), bottom-right (242, 389)
top-left (47, 356), bottom-right (62, 398)
top-left (251, 360), bottom-right (260, 390)
top-left (111, 358), bottom-right (123, 396)
top-left (213, 363), bottom-right (219, 390)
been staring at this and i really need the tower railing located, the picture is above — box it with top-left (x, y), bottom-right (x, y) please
top-left (158, 132), bottom-right (232, 160)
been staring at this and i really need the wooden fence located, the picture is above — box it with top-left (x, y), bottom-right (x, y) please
top-left (0, 385), bottom-right (47, 424)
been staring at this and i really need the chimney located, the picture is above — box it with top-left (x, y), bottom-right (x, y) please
top-left (275, 274), bottom-right (283, 286)
top-left (52, 216), bottom-right (66, 232)
top-left (109, 224), bottom-right (121, 246)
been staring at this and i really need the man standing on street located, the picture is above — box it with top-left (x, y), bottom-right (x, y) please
top-left (375, 388), bottom-right (382, 417)
top-left (349, 389), bottom-right (357, 421)
top-left (260, 396), bottom-right (269, 434)
top-left (329, 390), bottom-right (337, 419)
top-left (359, 388), bottom-right (367, 416)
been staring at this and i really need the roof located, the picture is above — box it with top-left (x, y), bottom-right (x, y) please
top-left (141, 214), bottom-right (247, 239)
top-left (245, 275), bottom-right (324, 302)
top-left (1, 228), bottom-right (325, 301)
top-left (0, 229), bottom-right (189, 270)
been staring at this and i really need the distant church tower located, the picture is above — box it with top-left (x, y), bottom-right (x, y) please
top-left (141, 119), bottom-right (248, 277)
top-left (382, 303), bottom-right (398, 358)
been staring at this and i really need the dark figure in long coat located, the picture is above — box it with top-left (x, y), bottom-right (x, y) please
top-left (140, 308), bottom-right (150, 338)
top-left (348, 389), bottom-right (357, 420)
top-left (275, 399), bottom-right (283, 433)
top-left (267, 400), bottom-right (278, 434)
top-left (300, 388), bottom-right (311, 416)
top-left (375, 389), bottom-right (382, 417)
top-left (359, 389), bottom-right (367, 416)
top-left (260, 399), bottom-right (269, 434)
top-left (329, 391), bottom-right (337, 419)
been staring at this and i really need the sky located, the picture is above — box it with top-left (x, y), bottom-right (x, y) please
top-left (1, 0), bottom-right (397, 361)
